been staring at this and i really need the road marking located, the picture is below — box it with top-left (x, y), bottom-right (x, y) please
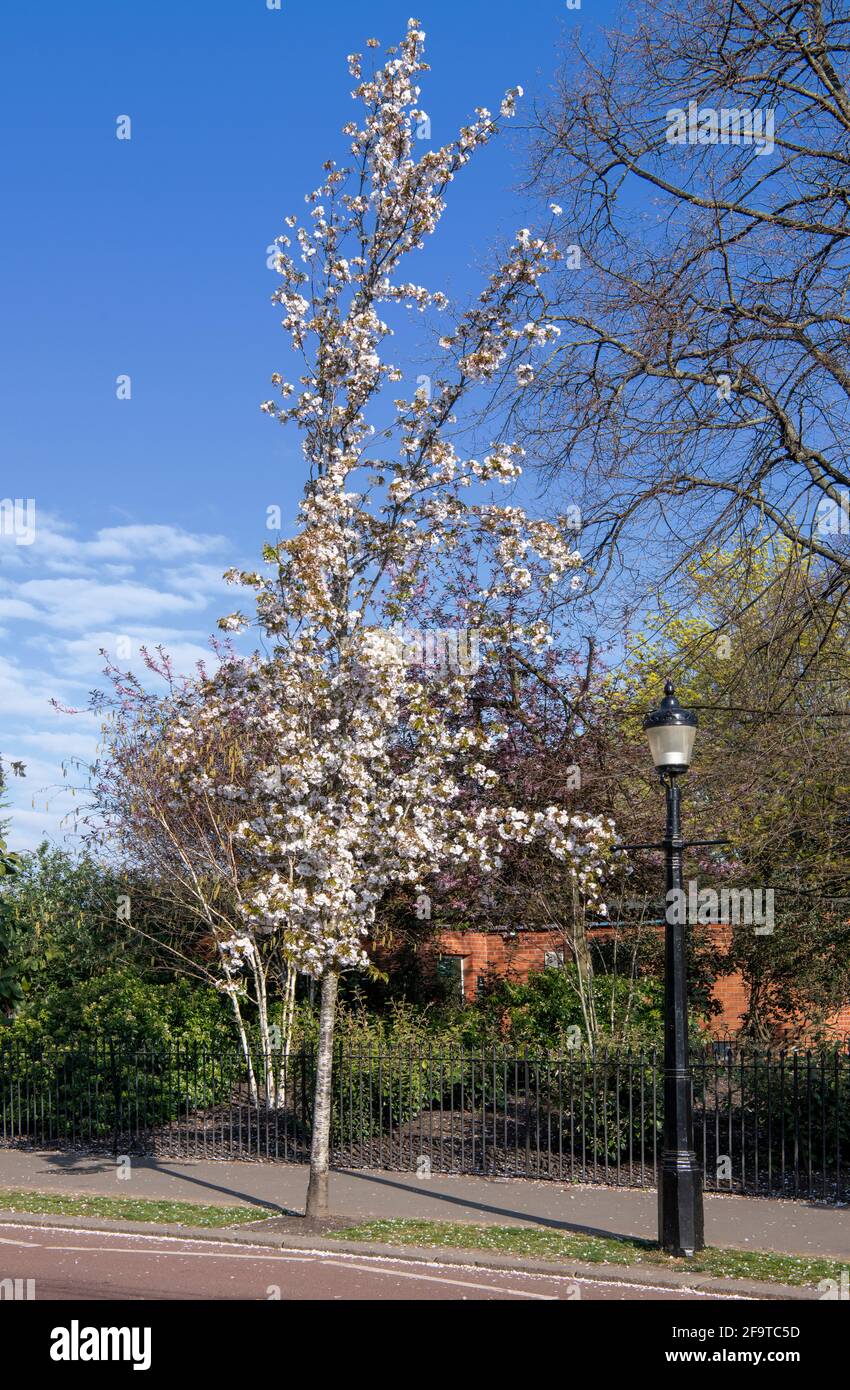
top-left (37, 1241), bottom-right (557, 1298)
top-left (0, 1224), bottom-right (753, 1299)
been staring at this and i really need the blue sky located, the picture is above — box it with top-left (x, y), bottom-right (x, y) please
top-left (0, 0), bottom-right (618, 849)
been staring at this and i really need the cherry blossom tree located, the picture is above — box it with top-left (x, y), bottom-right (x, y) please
top-left (86, 20), bottom-right (622, 1219)
top-left (215, 20), bottom-right (621, 1218)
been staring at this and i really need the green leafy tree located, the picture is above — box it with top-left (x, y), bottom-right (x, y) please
top-left (0, 839), bottom-right (22, 1014)
top-left (617, 541), bottom-right (850, 1038)
top-left (0, 762), bottom-right (24, 1014)
top-left (0, 845), bottom-right (230, 1046)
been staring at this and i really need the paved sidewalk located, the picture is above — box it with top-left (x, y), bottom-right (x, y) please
top-left (0, 1148), bottom-right (847, 1259)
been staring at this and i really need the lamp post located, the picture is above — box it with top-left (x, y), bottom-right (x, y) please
top-left (642, 680), bottom-right (704, 1257)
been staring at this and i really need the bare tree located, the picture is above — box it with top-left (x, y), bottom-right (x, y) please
top-left (513, 0), bottom-right (850, 646)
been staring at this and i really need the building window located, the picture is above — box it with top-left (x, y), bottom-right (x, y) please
top-left (437, 954), bottom-right (465, 1000)
top-left (544, 950), bottom-right (565, 970)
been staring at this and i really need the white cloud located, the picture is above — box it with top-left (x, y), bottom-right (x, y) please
top-left (161, 562), bottom-right (233, 595)
top-left (16, 729), bottom-right (101, 761)
top-left (0, 513), bottom-right (246, 851)
top-left (83, 525), bottom-right (228, 563)
top-left (0, 598), bottom-right (41, 621)
top-left (0, 655), bottom-right (82, 720)
top-left (15, 578), bottom-right (204, 630)
top-left (1, 518), bottom-right (229, 576)
top-left (56, 631), bottom-right (219, 679)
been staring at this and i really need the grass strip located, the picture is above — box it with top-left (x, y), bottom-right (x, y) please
top-left (328, 1217), bottom-right (844, 1288)
top-left (0, 1187), bottom-right (276, 1228)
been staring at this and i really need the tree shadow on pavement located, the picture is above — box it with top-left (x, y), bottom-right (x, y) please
top-left (341, 1169), bottom-right (636, 1242)
top-left (33, 1151), bottom-right (296, 1215)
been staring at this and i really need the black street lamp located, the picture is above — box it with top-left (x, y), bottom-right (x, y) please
top-left (642, 680), bottom-right (704, 1256)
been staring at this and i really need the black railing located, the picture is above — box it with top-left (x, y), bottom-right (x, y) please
top-left (0, 1040), bottom-right (847, 1202)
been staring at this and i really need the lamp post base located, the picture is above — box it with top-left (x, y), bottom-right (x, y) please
top-left (658, 1152), bottom-right (705, 1256)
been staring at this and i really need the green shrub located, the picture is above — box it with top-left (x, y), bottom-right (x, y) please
top-left (460, 965), bottom-right (665, 1050)
top-left (2, 968), bottom-right (229, 1050)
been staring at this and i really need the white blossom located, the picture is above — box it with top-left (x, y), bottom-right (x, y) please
top-left (158, 21), bottom-right (621, 982)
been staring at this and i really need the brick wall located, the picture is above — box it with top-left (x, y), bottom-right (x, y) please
top-left (708, 925), bottom-right (748, 1035)
top-left (434, 927), bottom-right (564, 994)
top-left (705, 924), bottom-right (850, 1040)
top-left (414, 923), bottom-right (850, 1042)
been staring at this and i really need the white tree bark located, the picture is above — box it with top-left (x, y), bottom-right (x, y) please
top-left (252, 956), bottom-right (277, 1107)
top-left (304, 970), bottom-right (338, 1220)
top-left (227, 991), bottom-right (259, 1107)
top-left (274, 964), bottom-right (298, 1106)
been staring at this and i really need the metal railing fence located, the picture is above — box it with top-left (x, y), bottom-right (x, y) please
top-left (1, 1039), bottom-right (847, 1201)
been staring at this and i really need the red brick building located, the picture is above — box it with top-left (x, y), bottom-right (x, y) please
top-left (420, 922), bottom-right (850, 1042)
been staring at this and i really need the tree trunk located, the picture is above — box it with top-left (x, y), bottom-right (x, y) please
top-left (229, 992), bottom-right (259, 1106)
top-left (253, 960), bottom-right (276, 1107)
top-left (571, 909), bottom-right (598, 1045)
top-left (305, 970), bottom-right (338, 1220)
top-left (274, 964), bottom-right (298, 1106)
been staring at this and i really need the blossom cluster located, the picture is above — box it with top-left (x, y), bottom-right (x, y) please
top-left (187, 21), bottom-right (620, 978)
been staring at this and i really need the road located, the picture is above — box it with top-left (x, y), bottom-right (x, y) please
top-left (0, 1223), bottom-right (736, 1301)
